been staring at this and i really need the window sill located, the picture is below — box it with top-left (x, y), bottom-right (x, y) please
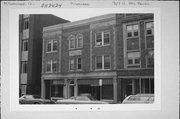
top-left (95, 69), bottom-right (111, 71)
top-left (95, 44), bottom-right (110, 47)
top-left (46, 51), bottom-right (57, 53)
top-left (126, 36), bottom-right (139, 39)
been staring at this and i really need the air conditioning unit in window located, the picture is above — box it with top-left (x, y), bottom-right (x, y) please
top-left (96, 42), bottom-right (102, 46)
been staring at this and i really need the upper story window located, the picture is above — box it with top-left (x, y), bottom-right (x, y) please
top-left (95, 31), bottom-right (110, 46)
top-left (69, 59), bottom-right (74, 71)
top-left (96, 55), bottom-right (111, 70)
top-left (146, 50), bottom-right (154, 68)
top-left (23, 18), bottom-right (29, 30)
top-left (46, 60), bottom-right (58, 73)
top-left (127, 52), bottom-right (140, 67)
top-left (46, 40), bottom-right (58, 53)
top-left (77, 34), bottom-right (83, 48)
top-left (21, 61), bottom-right (27, 73)
top-left (22, 40), bottom-right (28, 51)
top-left (126, 24), bottom-right (139, 38)
top-left (77, 58), bottom-right (82, 70)
top-left (69, 34), bottom-right (83, 49)
top-left (146, 22), bottom-right (154, 35)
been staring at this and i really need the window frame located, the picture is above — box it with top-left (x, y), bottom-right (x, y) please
top-left (21, 61), bottom-right (27, 73)
top-left (127, 52), bottom-right (141, 67)
top-left (69, 59), bottom-right (75, 71)
top-left (145, 21), bottom-right (154, 36)
top-left (126, 24), bottom-right (139, 38)
top-left (95, 55), bottom-right (111, 70)
top-left (95, 31), bottom-right (110, 47)
top-left (46, 60), bottom-right (58, 73)
top-left (22, 39), bottom-right (28, 51)
top-left (77, 58), bottom-right (82, 71)
top-left (76, 34), bottom-right (83, 48)
top-left (23, 18), bottom-right (29, 30)
top-left (46, 40), bottom-right (58, 53)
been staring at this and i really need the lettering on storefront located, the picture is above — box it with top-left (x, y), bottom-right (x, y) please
top-left (69, 50), bottom-right (82, 56)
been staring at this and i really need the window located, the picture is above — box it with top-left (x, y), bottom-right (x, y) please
top-left (96, 56), bottom-right (102, 69)
top-left (127, 52), bottom-right (140, 66)
top-left (69, 39), bottom-right (75, 49)
top-left (23, 18), bottom-right (29, 29)
top-left (146, 50), bottom-right (154, 68)
top-left (77, 34), bottom-right (83, 48)
top-left (22, 40), bottom-right (28, 51)
top-left (47, 41), bottom-right (51, 52)
top-left (69, 35), bottom-right (76, 49)
top-left (146, 22), bottom-right (154, 35)
top-left (69, 34), bottom-right (83, 49)
top-left (77, 58), bottom-right (82, 70)
top-left (53, 40), bottom-right (58, 51)
top-left (46, 60), bottom-right (57, 73)
top-left (69, 59), bottom-right (74, 71)
top-left (46, 61), bottom-right (51, 72)
top-left (46, 40), bottom-right (58, 52)
top-left (21, 61), bottom-right (27, 73)
top-left (96, 33), bottom-right (102, 46)
top-left (52, 61), bottom-right (57, 72)
top-left (126, 24), bottom-right (139, 38)
top-left (96, 56), bottom-right (110, 70)
top-left (104, 56), bottom-right (110, 69)
top-left (95, 31), bottom-right (110, 46)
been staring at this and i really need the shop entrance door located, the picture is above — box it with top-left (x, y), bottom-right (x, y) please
top-left (126, 84), bottom-right (132, 97)
top-left (69, 81), bottom-right (74, 98)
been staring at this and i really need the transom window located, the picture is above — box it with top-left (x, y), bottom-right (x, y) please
top-left (46, 60), bottom-right (57, 73)
top-left (146, 22), bottom-right (154, 35)
top-left (126, 24), bottom-right (139, 38)
top-left (95, 31), bottom-right (110, 46)
top-left (96, 55), bottom-right (111, 70)
top-left (46, 40), bottom-right (58, 52)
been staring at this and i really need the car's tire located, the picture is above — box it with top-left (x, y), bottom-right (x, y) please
top-left (34, 102), bottom-right (40, 104)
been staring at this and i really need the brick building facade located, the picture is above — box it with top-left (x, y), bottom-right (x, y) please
top-left (41, 14), bottom-right (154, 103)
top-left (19, 14), bottom-right (69, 96)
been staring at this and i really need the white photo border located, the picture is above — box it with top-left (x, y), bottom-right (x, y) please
top-left (9, 8), bottom-right (161, 112)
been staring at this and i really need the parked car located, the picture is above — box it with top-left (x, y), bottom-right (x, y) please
top-left (122, 94), bottom-right (154, 104)
top-left (19, 95), bottom-right (56, 104)
top-left (56, 95), bottom-right (109, 104)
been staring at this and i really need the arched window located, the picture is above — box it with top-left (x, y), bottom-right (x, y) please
top-left (76, 34), bottom-right (83, 48)
top-left (68, 35), bottom-right (76, 49)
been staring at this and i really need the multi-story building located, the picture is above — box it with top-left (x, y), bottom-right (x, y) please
top-left (41, 14), bottom-right (154, 103)
top-left (19, 14), bottom-right (69, 96)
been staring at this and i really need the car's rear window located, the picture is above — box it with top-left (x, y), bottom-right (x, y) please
top-left (128, 96), bottom-right (149, 101)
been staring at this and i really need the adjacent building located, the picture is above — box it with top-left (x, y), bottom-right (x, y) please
top-left (19, 14), bottom-right (69, 96)
top-left (41, 14), bottom-right (154, 103)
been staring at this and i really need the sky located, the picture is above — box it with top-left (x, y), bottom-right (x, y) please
top-left (52, 8), bottom-right (117, 22)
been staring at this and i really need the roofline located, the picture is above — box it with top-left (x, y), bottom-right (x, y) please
top-left (43, 14), bottom-right (116, 32)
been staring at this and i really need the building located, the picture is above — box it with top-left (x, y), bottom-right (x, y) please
top-left (41, 14), bottom-right (154, 103)
top-left (19, 14), bottom-right (69, 96)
